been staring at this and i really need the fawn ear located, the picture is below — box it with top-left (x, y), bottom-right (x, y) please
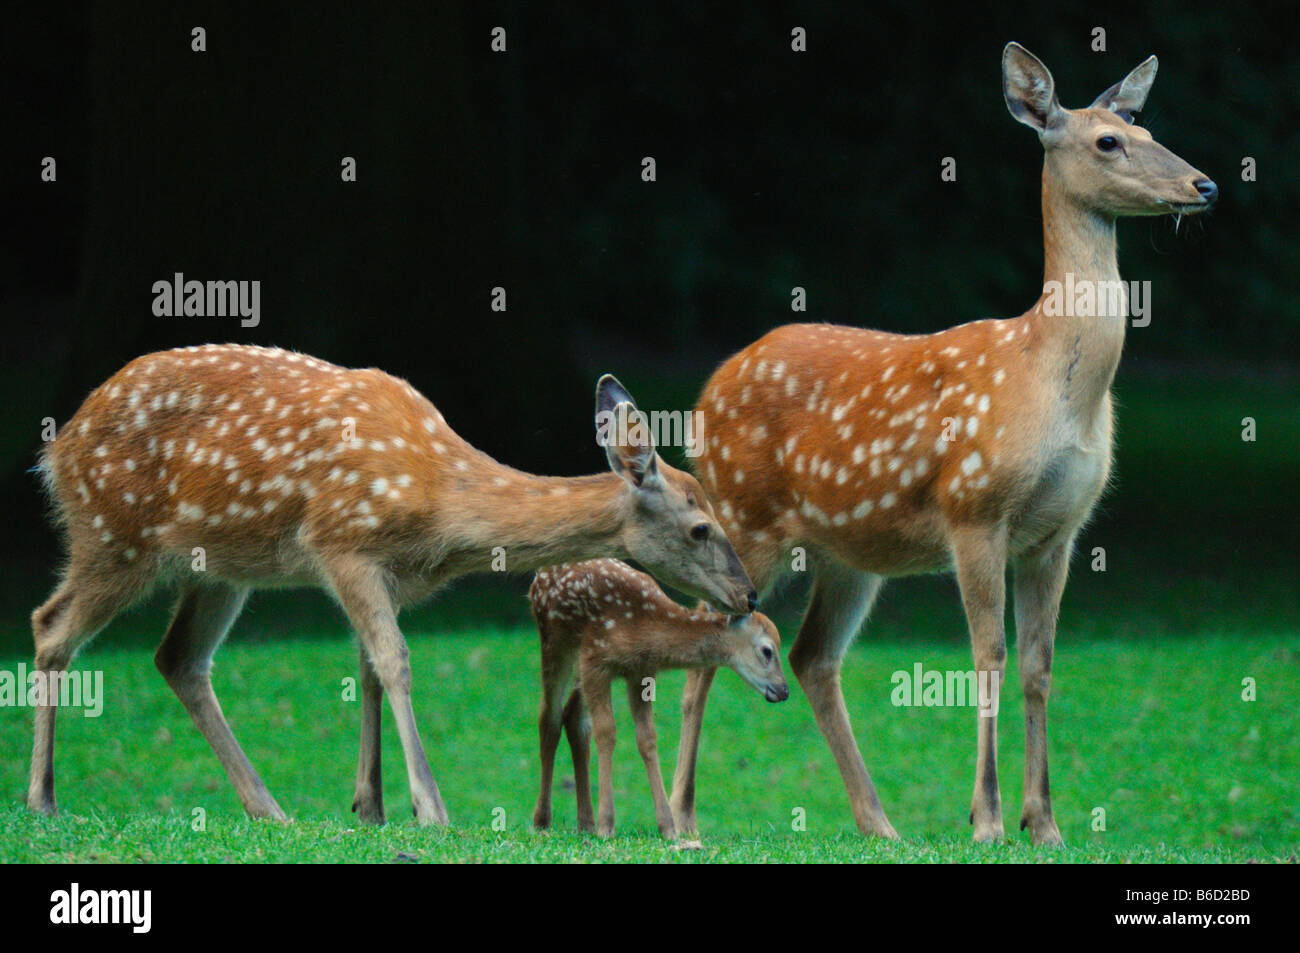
top-left (1003, 42), bottom-right (1065, 137)
top-left (1089, 55), bottom-right (1157, 123)
top-left (595, 379), bottom-right (658, 488)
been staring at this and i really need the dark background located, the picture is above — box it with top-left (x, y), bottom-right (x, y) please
top-left (1, 1), bottom-right (1296, 650)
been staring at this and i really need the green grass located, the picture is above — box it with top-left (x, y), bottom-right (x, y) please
top-left (1, 372), bottom-right (1295, 862)
top-left (2, 626), bottom-right (1296, 863)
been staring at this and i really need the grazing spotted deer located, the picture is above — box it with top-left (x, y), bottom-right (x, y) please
top-left (669, 44), bottom-right (1217, 844)
top-left (29, 345), bottom-right (757, 825)
top-left (529, 559), bottom-right (786, 840)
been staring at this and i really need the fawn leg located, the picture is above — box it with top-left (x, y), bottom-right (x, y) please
top-left (626, 676), bottom-right (676, 840)
top-left (562, 688), bottom-right (595, 833)
top-left (668, 666), bottom-right (716, 834)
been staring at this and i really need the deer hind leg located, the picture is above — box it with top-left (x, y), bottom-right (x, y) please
top-left (626, 675), bottom-right (676, 840)
top-left (1013, 537), bottom-right (1072, 846)
top-left (581, 668), bottom-right (618, 837)
top-left (562, 687), bottom-right (594, 833)
top-left (28, 563), bottom-right (151, 815)
top-left (668, 666), bottom-right (716, 835)
top-left (153, 582), bottom-right (288, 820)
top-left (327, 555), bottom-right (448, 826)
top-left (788, 559), bottom-right (895, 838)
top-left (351, 644), bottom-right (386, 824)
top-left (950, 523), bottom-right (1010, 843)
top-left (534, 631), bottom-right (578, 831)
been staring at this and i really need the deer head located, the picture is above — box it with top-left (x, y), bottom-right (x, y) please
top-left (1002, 42), bottom-right (1217, 218)
top-left (596, 375), bottom-right (757, 616)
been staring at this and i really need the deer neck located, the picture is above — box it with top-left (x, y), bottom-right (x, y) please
top-left (430, 462), bottom-right (629, 574)
top-left (658, 616), bottom-right (730, 670)
top-left (1027, 167), bottom-right (1127, 416)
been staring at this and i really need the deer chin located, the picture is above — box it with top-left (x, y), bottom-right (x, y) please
top-left (703, 589), bottom-right (752, 617)
top-left (764, 683), bottom-right (791, 704)
top-left (665, 573), bottom-right (751, 616)
top-left (1108, 198), bottom-right (1212, 218)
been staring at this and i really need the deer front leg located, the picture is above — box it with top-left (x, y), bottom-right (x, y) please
top-left (352, 644), bottom-right (385, 825)
top-left (669, 666), bottom-right (716, 835)
top-left (328, 557), bottom-right (448, 827)
top-left (626, 676), bottom-right (677, 840)
top-left (951, 524), bottom-right (1009, 843)
top-left (1013, 538), bottom-right (1072, 846)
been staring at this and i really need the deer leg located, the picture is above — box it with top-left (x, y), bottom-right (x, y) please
top-left (154, 582), bottom-right (289, 820)
top-left (582, 669), bottom-right (617, 837)
top-left (534, 637), bottom-right (578, 831)
top-left (28, 566), bottom-right (147, 815)
top-left (1013, 537), bottom-right (1072, 846)
top-left (562, 687), bottom-right (595, 833)
top-left (788, 562), bottom-right (895, 838)
top-left (351, 644), bottom-right (385, 824)
top-left (626, 676), bottom-right (676, 840)
top-left (950, 523), bottom-right (1010, 843)
top-left (668, 666), bottom-right (716, 834)
top-left (670, 548), bottom-right (783, 834)
top-left (327, 556), bottom-right (448, 827)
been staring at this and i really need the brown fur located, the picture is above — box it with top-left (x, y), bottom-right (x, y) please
top-left (28, 346), bottom-right (756, 824)
top-left (670, 44), bottom-right (1216, 844)
top-left (529, 559), bottom-right (785, 840)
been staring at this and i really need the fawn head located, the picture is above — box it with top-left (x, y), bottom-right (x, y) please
top-left (723, 612), bottom-right (788, 703)
top-left (596, 375), bottom-right (757, 616)
top-left (1002, 42), bottom-right (1217, 218)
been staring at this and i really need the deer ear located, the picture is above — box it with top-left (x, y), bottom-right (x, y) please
top-left (1002, 42), bottom-right (1065, 136)
top-left (598, 400), bottom-right (659, 488)
top-left (1089, 55), bottom-right (1157, 123)
top-left (595, 374), bottom-right (637, 420)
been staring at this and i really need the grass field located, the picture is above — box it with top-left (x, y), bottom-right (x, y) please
top-left (2, 623), bottom-right (1296, 863)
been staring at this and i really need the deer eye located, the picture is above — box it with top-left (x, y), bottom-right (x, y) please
top-left (761, 644), bottom-right (775, 662)
top-left (690, 522), bottom-right (710, 542)
top-left (1097, 135), bottom-right (1120, 152)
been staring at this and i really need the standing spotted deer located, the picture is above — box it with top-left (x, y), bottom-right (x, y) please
top-left (669, 44), bottom-right (1217, 844)
top-left (28, 345), bottom-right (756, 825)
top-left (529, 559), bottom-right (787, 840)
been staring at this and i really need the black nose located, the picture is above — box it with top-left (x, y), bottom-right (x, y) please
top-left (1195, 179), bottom-right (1218, 204)
top-left (746, 590), bottom-right (758, 612)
